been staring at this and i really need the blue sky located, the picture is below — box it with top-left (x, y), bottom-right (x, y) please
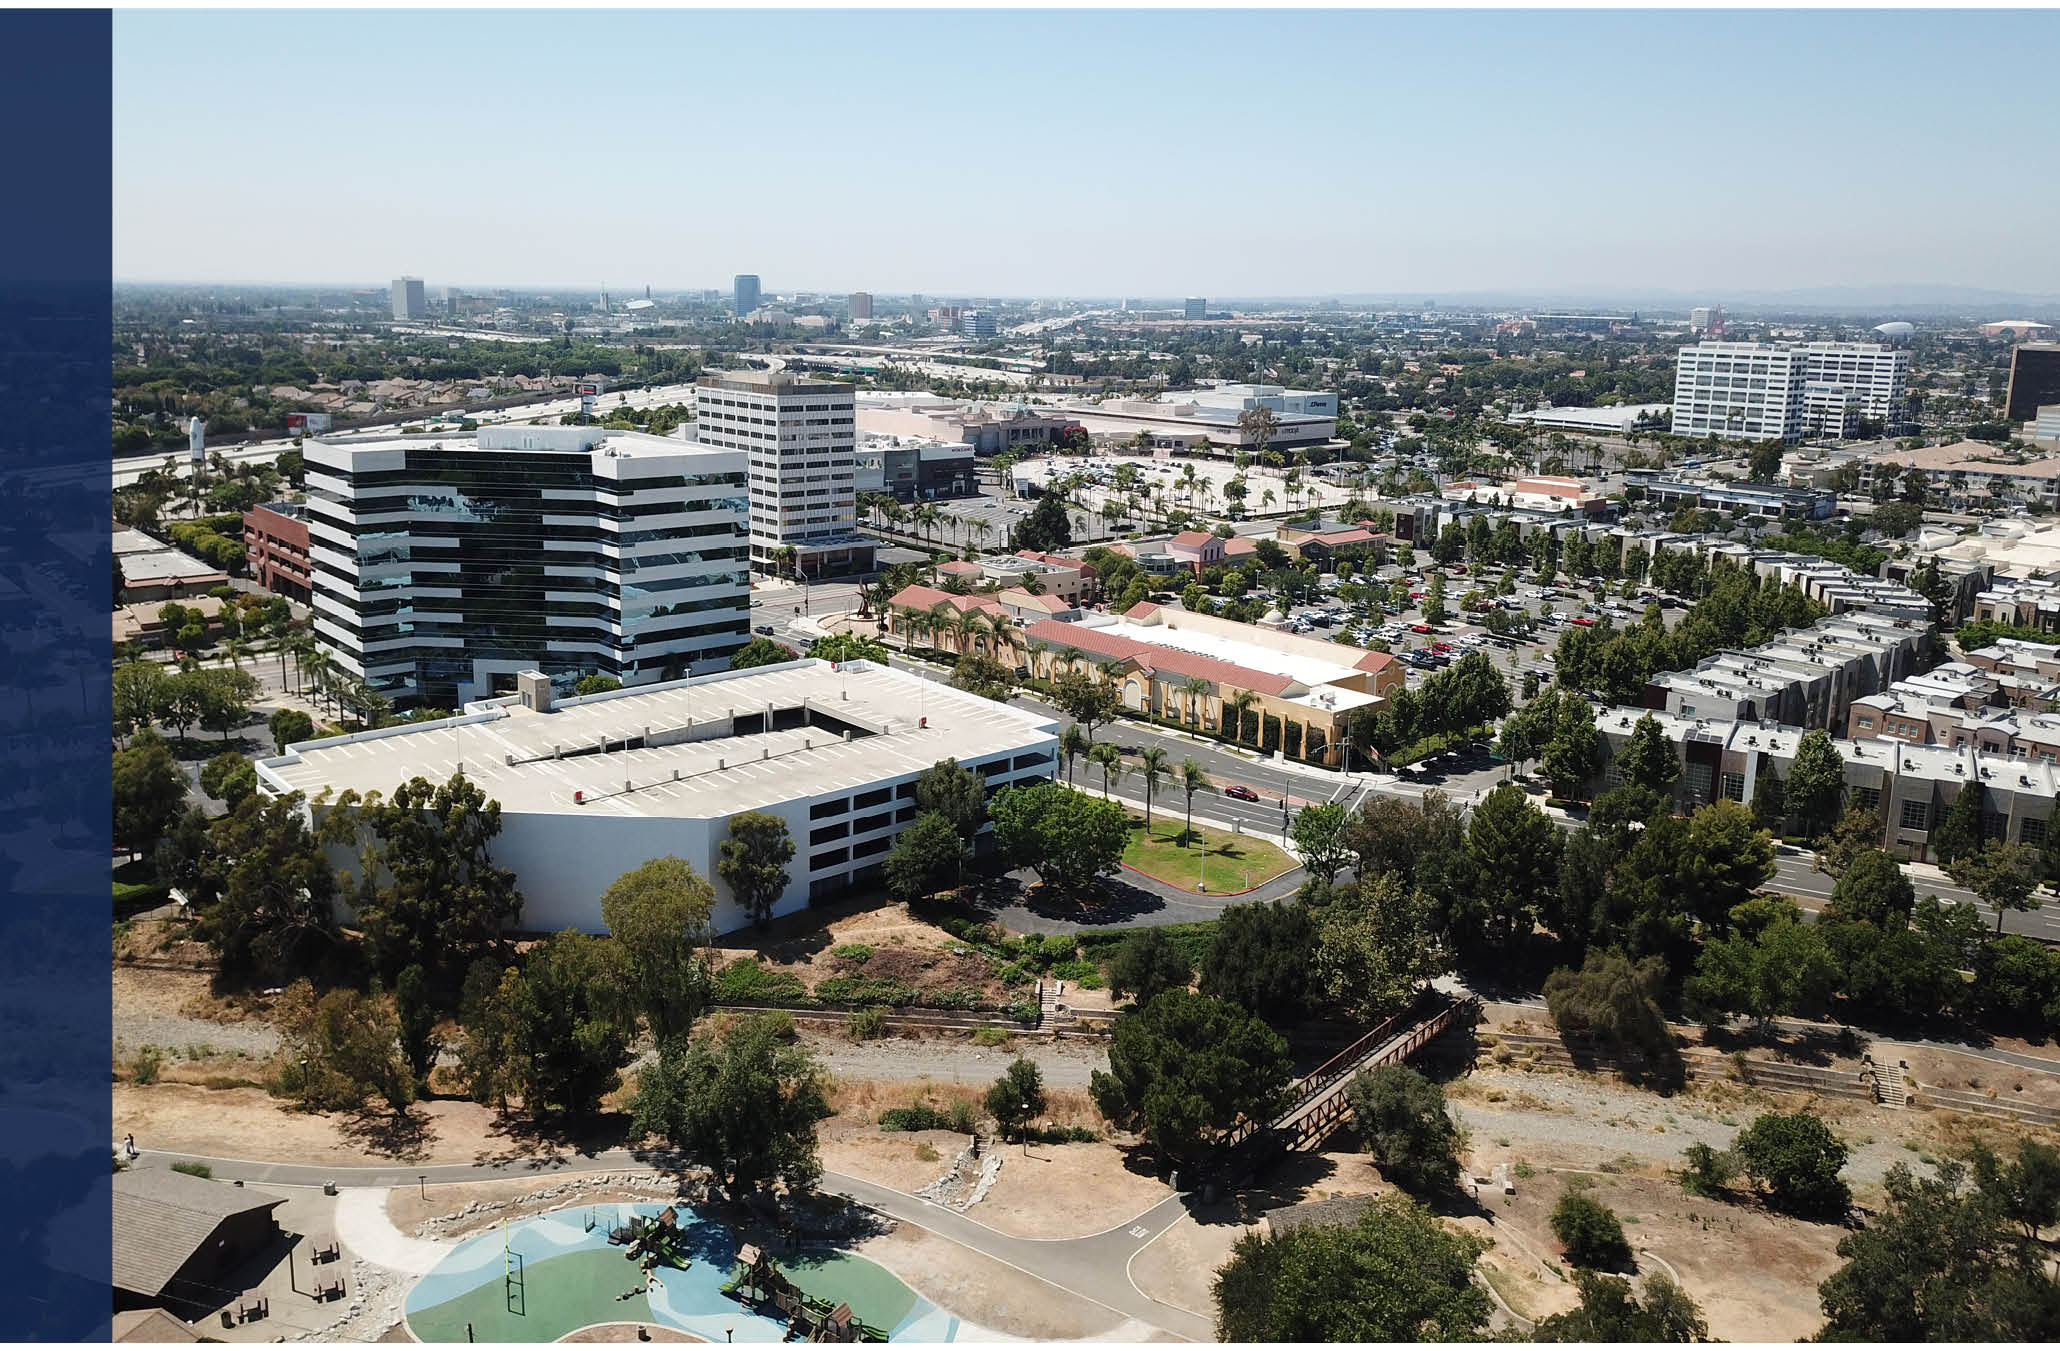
top-left (114, 9), bottom-right (2060, 298)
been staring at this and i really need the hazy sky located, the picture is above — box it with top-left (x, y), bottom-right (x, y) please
top-left (114, 9), bottom-right (2060, 299)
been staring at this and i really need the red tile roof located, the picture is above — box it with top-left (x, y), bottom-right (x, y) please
top-left (1170, 530), bottom-right (1217, 549)
top-left (888, 584), bottom-right (1005, 618)
top-left (936, 560), bottom-right (981, 575)
top-left (1022, 619), bottom-right (1296, 697)
top-left (1354, 650), bottom-right (1398, 674)
top-left (1014, 549), bottom-right (1092, 576)
top-left (1222, 536), bottom-right (1258, 556)
top-left (1123, 600), bottom-right (1163, 620)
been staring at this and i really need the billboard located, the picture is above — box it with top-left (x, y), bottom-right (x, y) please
top-left (286, 412), bottom-right (333, 436)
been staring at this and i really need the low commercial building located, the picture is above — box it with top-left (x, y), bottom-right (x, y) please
top-left (1444, 475), bottom-right (1607, 516)
top-left (1052, 384), bottom-right (1338, 453)
top-left (1643, 478), bottom-right (1836, 520)
top-left (241, 501), bottom-right (311, 603)
top-left (113, 595), bottom-right (227, 650)
top-left (113, 527), bottom-right (228, 602)
top-left (1505, 403), bottom-right (1670, 435)
top-left (853, 435), bottom-right (977, 503)
top-left (1019, 602), bottom-right (1401, 765)
top-left (1589, 706), bottom-right (2056, 862)
top-left (855, 395), bottom-right (1073, 455)
top-left (257, 660), bottom-right (1059, 934)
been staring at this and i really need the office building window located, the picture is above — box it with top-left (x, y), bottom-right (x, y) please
top-left (2022, 817), bottom-right (2049, 847)
top-left (1683, 764), bottom-right (1714, 803)
top-left (1852, 785), bottom-right (1882, 812)
top-left (1899, 800), bottom-right (1930, 831)
top-left (1722, 773), bottom-right (1746, 802)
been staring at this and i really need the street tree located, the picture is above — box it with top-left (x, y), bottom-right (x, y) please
top-left (1783, 730), bottom-right (1847, 839)
top-left (198, 791), bottom-right (342, 984)
top-left (113, 730), bottom-right (187, 861)
top-left (630, 1013), bottom-right (831, 1202)
top-left (727, 636), bottom-right (794, 670)
top-left (598, 855), bottom-right (716, 1045)
top-left (1462, 783), bottom-right (1561, 946)
top-left (1290, 802), bottom-right (1352, 884)
top-left (1090, 989), bottom-right (1292, 1166)
top-left (1684, 898), bottom-right (1839, 1025)
top-left (199, 751), bottom-right (256, 809)
top-left (1827, 848), bottom-right (1917, 927)
top-left (267, 706), bottom-right (315, 750)
top-left (988, 781), bottom-right (1128, 895)
top-left (1051, 666), bottom-right (1120, 743)
top-left (718, 811), bottom-right (795, 928)
top-left (1946, 840), bottom-right (2046, 933)
top-left (1615, 714), bottom-right (1680, 795)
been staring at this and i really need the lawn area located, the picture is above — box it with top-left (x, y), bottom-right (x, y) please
top-left (1119, 813), bottom-right (1297, 895)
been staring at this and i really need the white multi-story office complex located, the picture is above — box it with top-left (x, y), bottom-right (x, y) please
top-left (694, 370), bottom-right (875, 577)
top-left (304, 425), bottom-right (750, 708)
top-left (257, 659), bottom-right (1060, 934)
top-left (390, 277), bottom-right (426, 321)
top-left (1671, 341), bottom-right (1909, 442)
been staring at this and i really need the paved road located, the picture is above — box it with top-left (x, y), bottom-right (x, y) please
top-left (122, 1149), bottom-right (1213, 1340)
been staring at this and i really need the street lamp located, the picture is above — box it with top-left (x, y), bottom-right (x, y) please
top-left (1020, 1105), bottom-right (1030, 1157)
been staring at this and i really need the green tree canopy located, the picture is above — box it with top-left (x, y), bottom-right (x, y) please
top-left (1290, 802), bottom-right (1353, 885)
top-left (988, 781), bottom-right (1128, 895)
top-left (1345, 1064), bottom-right (1462, 1194)
top-left (1734, 1111), bottom-right (1851, 1219)
top-left (728, 636), bottom-right (795, 670)
top-left (1783, 730), bottom-right (1846, 839)
top-left (114, 730), bottom-right (187, 860)
top-left (199, 751), bottom-right (256, 809)
top-left (718, 811), bottom-right (795, 927)
top-left (1199, 901), bottom-right (1317, 1025)
top-left (598, 855), bottom-right (715, 1045)
top-left (1212, 1194), bottom-right (1491, 1342)
top-left (1314, 875), bottom-right (1445, 1024)
top-left (984, 1056), bottom-right (1046, 1139)
top-left (319, 771), bottom-right (523, 985)
top-left (1462, 783), bottom-right (1562, 947)
top-left (883, 812), bottom-right (970, 902)
top-left (1106, 927), bottom-right (1195, 1007)
top-left (630, 1013), bottom-right (831, 1202)
top-left (915, 758), bottom-right (987, 840)
top-left (1535, 1270), bottom-right (1708, 1343)
top-left (1827, 848), bottom-right (1917, 927)
top-left (1089, 989), bottom-right (1292, 1166)
top-left (1616, 714), bottom-right (1681, 795)
top-left (197, 790), bottom-right (342, 984)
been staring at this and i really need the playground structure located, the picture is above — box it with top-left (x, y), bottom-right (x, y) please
top-left (721, 1245), bottom-right (888, 1343)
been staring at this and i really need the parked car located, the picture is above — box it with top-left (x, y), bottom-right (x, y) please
top-left (754, 624), bottom-right (775, 635)
top-left (1222, 784), bottom-right (1260, 802)
top-left (1410, 622), bottom-right (1432, 633)
top-left (1570, 616), bottom-right (1596, 627)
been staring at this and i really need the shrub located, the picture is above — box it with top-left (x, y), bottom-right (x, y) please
top-left (815, 975), bottom-right (920, 1008)
top-left (996, 962), bottom-right (1030, 987)
top-left (712, 958), bottom-right (810, 1005)
top-left (1005, 995), bottom-right (1041, 1024)
top-left (971, 1027), bottom-right (1010, 1048)
top-left (1551, 1191), bottom-right (1633, 1271)
top-left (879, 1099), bottom-right (977, 1134)
top-left (170, 1160), bottom-right (211, 1178)
top-left (830, 943), bottom-right (875, 963)
top-left (130, 1045), bottom-right (163, 1085)
top-left (1050, 959), bottom-right (1099, 983)
top-left (844, 1006), bottom-right (890, 1041)
top-left (1679, 1143), bottom-right (1737, 1198)
top-left (1734, 1111), bottom-right (1851, 1218)
top-left (1025, 1123), bottom-right (1099, 1144)
top-left (921, 986), bottom-right (983, 1011)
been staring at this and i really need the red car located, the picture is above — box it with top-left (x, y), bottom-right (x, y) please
top-left (1410, 622), bottom-right (1432, 633)
top-left (1432, 641), bottom-right (1452, 653)
top-left (1222, 784), bottom-right (1260, 802)
top-left (1571, 616), bottom-right (1596, 627)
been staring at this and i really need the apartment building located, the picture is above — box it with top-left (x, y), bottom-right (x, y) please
top-left (1646, 613), bottom-right (1934, 730)
top-left (1970, 578), bottom-right (2060, 634)
top-left (695, 370), bottom-right (873, 578)
top-left (303, 426), bottom-right (750, 708)
top-left (1860, 440), bottom-right (2060, 510)
top-left (1670, 341), bottom-right (1908, 442)
top-left (1590, 706), bottom-right (2056, 862)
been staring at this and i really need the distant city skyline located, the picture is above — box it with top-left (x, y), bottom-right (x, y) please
top-left (115, 10), bottom-right (2060, 297)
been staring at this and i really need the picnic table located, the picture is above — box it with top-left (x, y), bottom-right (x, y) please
top-left (313, 1275), bottom-right (346, 1302)
top-left (308, 1232), bottom-right (341, 1263)
top-left (236, 1291), bottom-right (268, 1323)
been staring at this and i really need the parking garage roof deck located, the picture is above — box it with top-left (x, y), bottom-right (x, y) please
top-left (256, 660), bottom-right (1058, 820)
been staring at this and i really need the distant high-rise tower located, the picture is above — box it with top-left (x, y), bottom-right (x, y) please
top-left (733, 274), bottom-right (761, 316)
top-left (1184, 297), bottom-right (1206, 319)
top-left (644, 284), bottom-right (651, 300)
top-left (391, 277), bottom-right (426, 321)
top-left (848, 291), bottom-right (873, 320)
top-left (909, 293), bottom-right (923, 316)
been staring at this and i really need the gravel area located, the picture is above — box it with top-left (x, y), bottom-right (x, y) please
top-left (802, 1031), bottom-right (1109, 1088)
top-left (114, 1010), bottom-right (280, 1060)
top-left (1452, 1063), bottom-right (1919, 1189)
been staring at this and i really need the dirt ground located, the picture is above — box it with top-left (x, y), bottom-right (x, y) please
top-left (385, 1176), bottom-right (679, 1238)
top-left (967, 1138), bottom-right (1170, 1238)
top-left (852, 1224), bottom-right (1126, 1340)
top-left (818, 1127), bottom-right (971, 1196)
top-left (1126, 1211), bottom-right (1241, 1322)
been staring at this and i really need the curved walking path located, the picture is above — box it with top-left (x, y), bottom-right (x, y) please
top-left (123, 1149), bottom-right (1215, 1343)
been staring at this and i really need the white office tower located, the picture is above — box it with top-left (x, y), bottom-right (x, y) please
top-left (390, 277), bottom-right (426, 321)
top-left (304, 425), bottom-right (750, 708)
top-left (694, 370), bottom-right (874, 578)
top-left (1672, 341), bottom-right (1908, 442)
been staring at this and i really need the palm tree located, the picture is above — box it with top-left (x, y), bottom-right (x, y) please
top-left (949, 606), bottom-right (991, 658)
top-left (219, 636), bottom-right (248, 670)
top-left (1059, 724), bottom-right (1090, 788)
top-left (1180, 676), bottom-right (1213, 730)
top-left (897, 606), bottom-right (928, 655)
top-left (1178, 756), bottom-right (1211, 848)
top-left (1088, 742), bottom-right (1124, 800)
top-left (1262, 488), bottom-right (1277, 514)
top-left (929, 600), bottom-right (962, 654)
top-left (1225, 689), bottom-right (1260, 745)
top-left (1135, 746), bottom-right (1169, 831)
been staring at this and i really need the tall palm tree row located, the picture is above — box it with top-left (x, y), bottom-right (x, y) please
top-left (1135, 746), bottom-right (1168, 830)
top-left (1180, 676), bottom-right (1213, 730)
top-left (1225, 690), bottom-right (1260, 744)
top-left (1058, 724), bottom-right (1090, 788)
top-left (1178, 757), bottom-right (1211, 849)
top-left (1088, 742), bottom-right (1125, 800)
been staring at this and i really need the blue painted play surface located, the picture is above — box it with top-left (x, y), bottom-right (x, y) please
top-left (404, 1202), bottom-right (961, 1343)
